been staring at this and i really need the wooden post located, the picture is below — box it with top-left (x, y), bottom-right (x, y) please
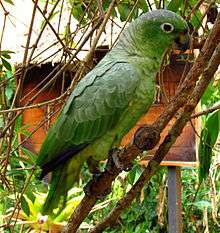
top-left (168, 166), bottom-right (183, 233)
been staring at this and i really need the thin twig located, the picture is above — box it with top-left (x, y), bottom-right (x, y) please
top-left (33, 1), bottom-right (69, 53)
top-left (0, 12), bottom-right (8, 52)
top-left (192, 102), bottom-right (220, 118)
top-left (28, 0), bottom-right (60, 63)
top-left (0, 92), bottom-right (67, 114)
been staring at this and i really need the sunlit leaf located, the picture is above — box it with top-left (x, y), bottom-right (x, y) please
top-left (193, 200), bottom-right (212, 210)
top-left (5, 86), bottom-right (13, 100)
top-left (138, 0), bottom-right (148, 12)
top-left (26, 187), bottom-right (36, 204)
top-left (127, 164), bottom-right (142, 185)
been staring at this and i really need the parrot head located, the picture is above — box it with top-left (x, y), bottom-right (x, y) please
top-left (122, 10), bottom-right (190, 57)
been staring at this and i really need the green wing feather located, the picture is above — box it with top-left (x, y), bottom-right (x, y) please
top-left (37, 60), bottom-right (139, 165)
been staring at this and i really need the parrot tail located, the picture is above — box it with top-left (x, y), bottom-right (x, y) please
top-left (41, 157), bottom-right (83, 215)
top-left (38, 145), bottom-right (88, 215)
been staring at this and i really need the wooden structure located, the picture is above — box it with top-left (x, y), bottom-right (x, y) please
top-left (18, 63), bottom-right (72, 153)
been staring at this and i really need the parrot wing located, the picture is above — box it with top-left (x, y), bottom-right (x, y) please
top-left (36, 60), bottom-right (141, 214)
top-left (37, 60), bottom-right (140, 175)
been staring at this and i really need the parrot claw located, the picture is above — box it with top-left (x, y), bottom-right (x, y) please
top-left (84, 173), bottom-right (112, 199)
top-left (108, 148), bottom-right (133, 172)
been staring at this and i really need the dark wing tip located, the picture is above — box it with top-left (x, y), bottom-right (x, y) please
top-left (38, 143), bottom-right (89, 179)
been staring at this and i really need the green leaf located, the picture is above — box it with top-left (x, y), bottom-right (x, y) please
top-left (127, 164), bottom-right (142, 185)
top-left (21, 196), bottom-right (30, 217)
top-left (1, 58), bottom-right (12, 71)
top-left (117, 4), bottom-right (130, 21)
top-left (137, 0), bottom-right (148, 12)
top-left (198, 110), bottom-right (219, 182)
top-left (167, 0), bottom-right (182, 12)
top-left (5, 70), bottom-right (13, 78)
top-left (198, 128), bottom-right (212, 182)
top-left (21, 147), bottom-right (36, 165)
top-left (201, 81), bottom-right (215, 107)
top-left (191, 9), bottom-right (203, 28)
top-left (26, 187), bottom-right (36, 204)
top-left (193, 200), bottom-right (212, 210)
top-left (1, 54), bottom-right (10, 59)
top-left (1, 50), bottom-right (14, 54)
top-left (6, 169), bottom-right (27, 176)
top-left (1, 50), bottom-right (14, 59)
top-left (206, 110), bottom-right (219, 145)
top-left (10, 156), bottom-right (34, 165)
top-left (5, 86), bottom-right (13, 100)
top-left (3, 0), bottom-right (14, 5)
top-left (71, 2), bottom-right (84, 22)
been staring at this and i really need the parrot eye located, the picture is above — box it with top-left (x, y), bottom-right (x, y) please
top-left (161, 23), bottom-right (174, 33)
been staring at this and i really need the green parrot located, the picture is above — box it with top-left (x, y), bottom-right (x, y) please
top-left (36, 9), bottom-right (189, 214)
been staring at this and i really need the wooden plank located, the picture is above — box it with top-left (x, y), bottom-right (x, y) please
top-left (168, 166), bottom-right (183, 233)
top-left (140, 160), bottom-right (198, 167)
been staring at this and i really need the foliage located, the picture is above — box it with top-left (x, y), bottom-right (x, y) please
top-left (20, 188), bottom-right (83, 231)
top-left (85, 165), bottom-right (220, 232)
top-left (199, 80), bottom-right (220, 182)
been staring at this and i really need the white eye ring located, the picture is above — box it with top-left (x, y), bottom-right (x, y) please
top-left (160, 23), bottom-right (174, 33)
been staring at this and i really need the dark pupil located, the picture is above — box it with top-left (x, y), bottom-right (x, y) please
top-left (164, 24), bottom-right (172, 31)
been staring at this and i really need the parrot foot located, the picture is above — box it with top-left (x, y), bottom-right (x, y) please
top-left (87, 157), bottom-right (101, 175)
top-left (84, 173), bottom-right (112, 199)
top-left (108, 148), bottom-right (133, 172)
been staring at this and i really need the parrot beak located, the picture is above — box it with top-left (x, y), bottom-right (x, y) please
top-left (174, 31), bottom-right (190, 51)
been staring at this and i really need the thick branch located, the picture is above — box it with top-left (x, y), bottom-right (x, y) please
top-left (63, 12), bottom-right (220, 233)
